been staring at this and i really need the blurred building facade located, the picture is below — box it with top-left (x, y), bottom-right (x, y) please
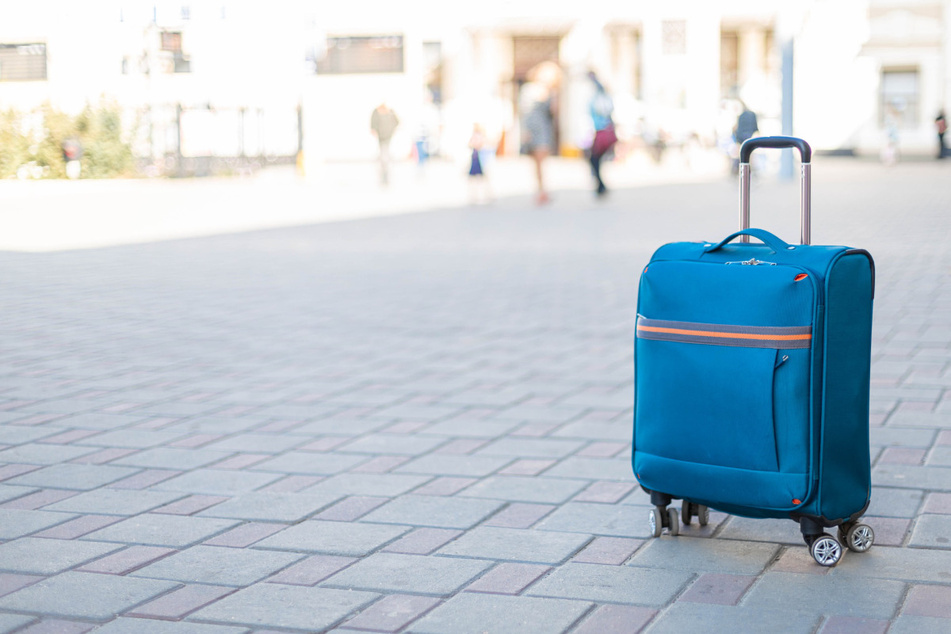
top-left (2, 0), bottom-right (951, 173)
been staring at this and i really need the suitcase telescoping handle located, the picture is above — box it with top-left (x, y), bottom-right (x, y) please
top-left (739, 136), bottom-right (812, 245)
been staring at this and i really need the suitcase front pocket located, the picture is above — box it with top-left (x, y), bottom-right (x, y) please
top-left (635, 317), bottom-right (812, 473)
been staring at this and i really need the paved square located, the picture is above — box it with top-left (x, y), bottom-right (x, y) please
top-left (1, 160), bottom-right (950, 631)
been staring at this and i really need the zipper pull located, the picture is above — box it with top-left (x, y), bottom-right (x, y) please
top-left (775, 354), bottom-right (790, 369)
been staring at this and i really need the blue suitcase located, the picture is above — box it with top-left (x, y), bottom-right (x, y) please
top-left (632, 137), bottom-right (875, 566)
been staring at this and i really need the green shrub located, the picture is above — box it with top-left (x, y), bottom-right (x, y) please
top-left (0, 102), bottom-right (134, 179)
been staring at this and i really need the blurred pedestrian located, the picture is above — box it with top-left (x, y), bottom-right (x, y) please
top-left (62, 138), bottom-right (83, 179)
top-left (731, 101), bottom-right (758, 174)
top-left (519, 61), bottom-right (561, 205)
top-left (467, 124), bottom-right (492, 205)
top-left (587, 71), bottom-right (616, 197)
top-left (935, 110), bottom-right (947, 159)
top-left (882, 106), bottom-right (900, 166)
top-left (370, 102), bottom-right (399, 185)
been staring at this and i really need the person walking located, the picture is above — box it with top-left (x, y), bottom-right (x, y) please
top-left (370, 103), bottom-right (399, 185)
top-left (519, 61), bottom-right (561, 205)
top-left (587, 72), bottom-right (616, 197)
top-left (935, 110), bottom-right (947, 159)
top-left (731, 101), bottom-right (758, 174)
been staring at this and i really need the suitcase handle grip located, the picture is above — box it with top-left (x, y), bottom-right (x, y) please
top-left (704, 228), bottom-right (794, 254)
top-left (738, 136), bottom-right (812, 245)
top-left (739, 136), bottom-right (812, 164)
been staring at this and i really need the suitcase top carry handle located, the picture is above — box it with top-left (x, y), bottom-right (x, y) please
top-left (739, 136), bottom-right (812, 245)
top-left (704, 228), bottom-right (793, 254)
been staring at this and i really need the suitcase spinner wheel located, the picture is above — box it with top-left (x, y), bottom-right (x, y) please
top-left (840, 523), bottom-right (875, 553)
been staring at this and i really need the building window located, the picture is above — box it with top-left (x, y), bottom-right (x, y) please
top-left (160, 31), bottom-right (191, 73)
top-left (0, 43), bottom-right (47, 81)
top-left (316, 36), bottom-right (404, 74)
top-left (662, 20), bottom-right (687, 55)
top-left (881, 68), bottom-right (918, 128)
top-left (423, 41), bottom-right (443, 104)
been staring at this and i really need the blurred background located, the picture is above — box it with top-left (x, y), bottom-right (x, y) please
top-left (0, 0), bottom-right (947, 180)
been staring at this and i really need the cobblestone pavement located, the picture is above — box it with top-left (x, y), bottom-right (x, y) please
top-left (0, 157), bottom-right (950, 633)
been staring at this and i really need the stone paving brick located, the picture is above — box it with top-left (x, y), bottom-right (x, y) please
top-left (873, 465), bottom-right (951, 491)
top-left (362, 495), bottom-right (504, 529)
top-left (528, 562), bottom-right (693, 606)
top-left (411, 477), bottom-right (478, 496)
top-left (188, 583), bottom-right (377, 631)
top-left (127, 584), bottom-right (236, 620)
top-left (538, 456), bottom-right (632, 481)
top-left (105, 469), bottom-right (182, 490)
top-left (152, 495), bottom-right (229, 516)
top-left (77, 430), bottom-right (186, 449)
top-left (337, 434), bottom-right (447, 456)
top-left (571, 605), bottom-right (656, 634)
top-left (111, 448), bottom-right (232, 470)
top-left (202, 433), bottom-right (307, 454)
top-left (438, 526), bottom-right (590, 564)
top-left (70, 448), bottom-right (138, 465)
top-left (0, 444), bottom-right (100, 466)
top-left (5, 464), bottom-right (139, 490)
top-left (631, 537), bottom-right (780, 575)
top-left (305, 473), bottom-right (430, 498)
top-left (313, 495), bottom-right (389, 521)
top-left (0, 573), bottom-right (43, 598)
top-left (865, 517), bottom-right (911, 546)
top-left (818, 616), bottom-right (890, 634)
top-left (322, 552), bottom-right (491, 596)
top-left (575, 441), bottom-right (628, 457)
top-left (0, 571), bottom-right (179, 621)
top-left (866, 487), bottom-right (924, 518)
top-left (922, 492), bottom-right (951, 514)
top-left (32, 514), bottom-right (123, 539)
top-left (202, 523), bottom-right (285, 548)
top-left (769, 548), bottom-right (833, 575)
top-left (131, 545), bottom-right (304, 587)
top-left (887, 615), bottom-right (951, 634)
top-left (255, 520), bottom-right (408, 556)
top-left (678, 573), bottom-right (756, 605)
top-left (571, 536), bottom-right (642, 565)
top-left (410, 592), bottom-right (591, 634)
top-left (381, 528), bottom-right (463, 555)
top-left (495, 459), bottom-right (556, 476)
top-left (879, 447), bottom-right (927, 465)
top-left (197, 491), bottom-right (340, 522)
top-left (250, 451), bottom-right (368, 476)
top-left (76, 545), bottom-right (176, 574)
top-left (481, 503), bottom-right (555, 529)
top-left (475, 437), bottom-right (583, 459)
top-left (743, 572), bottom-right (904, 620)
top-left (571, 481), bottom-right (635, 503)
top-left (39, 429), bottom-right (101, 445)
top-left (0, 614), bottom-right (34, 633)
top-left (260, 475), bottom-right (323, 493)
top-left (394, 454), bottom-right (511, 477)
top-left (82, 513), bottom-right (241, 548)
top-left (649, 602), bottom-right (819, 633)
top-left (716, 516), bottom-right (805, 545)
top-left (153, 469), bottom-right (283, 496)
top-left (535, 501), bottom-right (645, 537)
top-left (901, 584), bottom-right (951, 617)
top-left (0, 465), bottom-right (42, 481)
top-left (14, 619), bottom-right (97, 633)
top-left (340, 594), bottom-right (441, 632)
top-left (0, 509), bottom-right (77, 539)
top-left (908, 514), bottom-right (951, 548)
top-left (44, 488), bottom-right (185, 516)
top-left (459, 475), bottom-right (587, 504)
top-left (433, 439), bottom-right (488, 454)
top-left (0, 538), bottom-right (122, 574)
top-left (299, 436), bottom-right (351, 452)
top-left (265, 555), bottom-right (357, 586)
top-left (92, 618), bottom-right (249, 634)
top-left (348, 456), bottom-right (411, 474)
top-left (464, 563), bottom-right (551, 595)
